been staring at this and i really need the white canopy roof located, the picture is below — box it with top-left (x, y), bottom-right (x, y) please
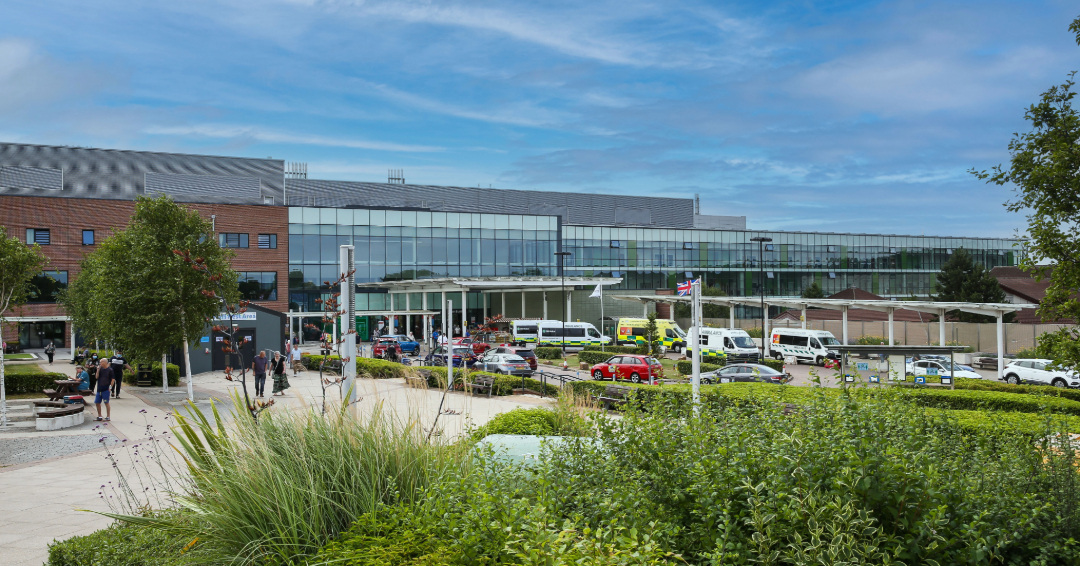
top-left (609, 294), bottom-right (1025, 317)
top-left (360, 276), bottom-right (623, 294)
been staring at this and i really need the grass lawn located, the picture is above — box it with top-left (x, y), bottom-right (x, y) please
top-left (3, 363), bottom-right (46, 375)
top-left (3, 353), bottom-right (35, 360)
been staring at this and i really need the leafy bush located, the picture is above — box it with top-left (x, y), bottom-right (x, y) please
top-left (47, 512), bottom-right (198, 566)
top-left (744, 327), bottom-right (764, 338)
top-left (1015, 347), bottom-right (1040, 359)
top-left (303, 354), bottom-right (341, 371)
top-left (356, 357), bottom-right (409, 379)
top-left (930, 339), bottom-right (976, 353)
top-left (954, 377), bottom-right (1080, 403)
top-left (855, 335), bottom-right (899, 345)
top-left (311, 503), bottom-right (457, 565)
top-left (3, 371), bottom-right (68, 394)
top-left (122, 363), bottom-right (180, 387)
top-left (581, 344), bottom-right (641, 354)
top-left (904, 388), bottom-right (1080, 416)
top-left (534, 347), bottom-right (563, 360)
top-left (470, 407), bottom-right (558, 438)
top-left (760, 358), bottom-right (785, 371)
top-left (491, 374), bottom-right (560, 397)
top-left (576, 351), bottom-right (618, 365)
top-left (676, 361), bottom-right (722, 375)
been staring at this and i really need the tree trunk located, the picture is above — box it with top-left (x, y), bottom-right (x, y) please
top-left (183, 337), bottom-right (193, 402)
top-left (162, 352), bottom-right (169, 393)
top-left (0, 323), bottom-right (7, 428)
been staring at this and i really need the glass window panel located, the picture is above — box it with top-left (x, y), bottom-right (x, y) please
top-left (369, 209), bottom-right (385, 226)
top-left (336, 209), bottom-right (353, 225)
top-left (369, 237), bottom-right (385, 263)
top-left (302, 208), bottom-right (320, 224)
top-left (289, 235), bottom-right (304, 262)
top-left (416, 211), bottom-right (431, 227)
top-left (354, 235), bottom-right (369, 263)
top-left (302, 235), bottom-right (320, 263)
top-left (432, 212), bottom-right (446, 227)
top-left (288, 207), bottom-right (303, 223)
top-left (447, 213), bottom-right (459, 229)
top-left (385, 209), bottom-right (401, 226)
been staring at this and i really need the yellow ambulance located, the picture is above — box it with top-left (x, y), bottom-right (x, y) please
top-left (616, 318), bottom-right (688, 352)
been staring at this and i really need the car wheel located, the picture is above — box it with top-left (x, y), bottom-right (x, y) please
top-left (816, 356), bottom-right (824, 366)
top-left (630, 372), bottom-right (642, 384)
top-left (774, 352), bottom-right (784, 361)
top-left (1006, 374), bottom-right (1020, 385)
top-left (672, 344), bottom-right (681, 353)
top-left (592, 370), bottom-right (604, 379)
top-left (1053, 378), bottom-right (1067, 388)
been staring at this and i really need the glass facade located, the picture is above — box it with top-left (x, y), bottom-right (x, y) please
top-left (286, 206), bottom-right (1023, 312)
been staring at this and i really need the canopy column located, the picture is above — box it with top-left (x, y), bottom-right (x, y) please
top-left (842, 306), bottom-right (849, 345)
top-left (521, 291), bottom-right (526, 318)
top-left (440, 291), bottom-right (447, 334)
top-left (763, 303), bottom-right (771, 358)
top-left (887, 308), bottom-right (895, 347)
top-left (729, 305), bottom-right (735, 328)
top-left (939, 309), bottom-right (947, 347)
top-left (482, 292), bottom-right (488, 324)
top-left (405, 294), bottom-right (412, 339)
top-left (461, 288), bottom-right (468, 338)
top-left (422, 293), bottom-right (429, 345)
top-left (567, 291), bottom-right (572, 322)
top-left (801, 307), bottom-right (807, 330)
top-left (997, 312), bottom-right (1005, 380)
top-left (501, 291), bottom-right (506, 317)
top-left (543, 291), bottom-right (548, 320)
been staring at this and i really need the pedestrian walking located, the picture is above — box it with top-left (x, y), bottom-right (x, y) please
top-left (291, 346), bottom-right (302, 376)
top-left (109, 351), bottom-right (131, 398)
top-left (44, 341), bottom-right (55, 364)
top-left (271, 351), bottom-right (290, 396)
top-left (251, 351), bottom-right (268, 397)
top-left (94, 358), bottom-right (114, 421)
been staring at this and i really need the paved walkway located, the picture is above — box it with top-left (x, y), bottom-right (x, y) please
top-left (0, 348), bottom-right (554, 566)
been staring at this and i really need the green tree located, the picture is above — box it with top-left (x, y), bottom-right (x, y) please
top-left (61, 196), bottom-right (237, 396)
top-left (643, 312), bottom-right (661, 356)
top-left (932, 248), bottom-right (1011, 323)
top-left (0, 226), bottom-right (49, 427)
top-left (974, 15), bottom-right (1080, 368)
top-left (801, 282), bottom-right (825, 299)
top-left (674, 285), bottom-right (730, 319)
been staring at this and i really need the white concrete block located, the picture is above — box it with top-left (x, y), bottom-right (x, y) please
top-left (36, 418), bottom-right (57, 431)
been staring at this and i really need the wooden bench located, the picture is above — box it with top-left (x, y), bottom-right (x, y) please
top-left (597, 385), bottom-right (631, 410)
top-left (36, 405), bottom-right (85, 419)
top-left (465, 375), bottom-right (496, 397)
top-left (33, 400), bottom-right (70, 409)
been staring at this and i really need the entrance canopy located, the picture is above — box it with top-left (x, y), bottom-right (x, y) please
top-left (610, 293), bottom-right (1024, 379)
top-left (361, 276), bottom-right (623, 294)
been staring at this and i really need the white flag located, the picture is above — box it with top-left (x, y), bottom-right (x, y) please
top-left (590, 283), bottom-right (603, 298)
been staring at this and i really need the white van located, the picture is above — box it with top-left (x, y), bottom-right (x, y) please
top-left (510, 320), bottom-right (542, 345)
top-left (770, 328), bottom-right (841, 365)
top-left (686, 327), bottom-right (760, 363)
top-left (536, 321), bottom-right (610, 351)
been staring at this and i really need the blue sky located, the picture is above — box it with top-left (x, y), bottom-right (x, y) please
top-left (1, 0), bottom-right (1077, 238)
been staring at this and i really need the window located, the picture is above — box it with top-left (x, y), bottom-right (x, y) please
top-left (28, 271), bottom-right (67, 302)
top-left (237, 272), bottom-right (277, 301)
top-left (258, 234), bottom-right (277, 249)
top-left (683, 242), bottom-right (694, 250)
top-left (219, 233), bottom-right (249, 248)
top-left (516, 325), bottom-right (538, 335)
top-left (564, 328), bottom-right (586, 338)
top-left (541, 327), bottom-right (560, 337)
top-left (26, 229), bottom-right (50, 245)
top-left (610, 240), bottom-right (621, 248)
top-left (82, 230), bottom-right (95, 245)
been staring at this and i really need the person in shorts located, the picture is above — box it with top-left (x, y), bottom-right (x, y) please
top-left (251, 351), bottom-right (268, 397)
top-left (94, 358), bottom-right (114, 421)
top-left (291, 346), bottom-right (303, 376)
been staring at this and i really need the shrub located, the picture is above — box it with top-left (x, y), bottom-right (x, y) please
top-left (760, 358), bottom-right (785, 372)
top-left (576, 351), bottom-right (618, 365)
top-left (122, 363), bottom-right (180, 387)
top-left (3, 372), bottom-right (68, 394)
top-left (744, 327), bottom-right (764, 338)
top-left (534, 347), bottom-right (563, 360)
top-left (356, 357), bottom-right (409, 379)
top-left (491, 374), bottom-right (560, 397)
top-left (581, 344), bottom-right (641, 354)
top-left (904, 388), bottom-right (1080, 416)
top-left (303, 354), bottom-right (342, 371)
top-left (46, 511), bottom-right (198, 566)
top-left (954, 377), bottom-right (1080, 403)
top-left (855, 335), bottom-right (899, 345)
top-left (470, 407), bottom-right (558, 438)
top-left (676, 361), bottom-right (722, 375)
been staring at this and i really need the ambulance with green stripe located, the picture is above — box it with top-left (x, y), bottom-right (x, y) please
top-left (685, 327), bottom-right (760, 363)
top-left (616, 318), bottom-right (688, 352)
top-left (532, 321), bottom-right (610, 350)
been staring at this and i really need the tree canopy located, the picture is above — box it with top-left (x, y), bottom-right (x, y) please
top-left (674, 285), bottom-right (730, 319)
top-left (974, 15), bottom-right (1080, 366)
top-left (61, 195), bottom-right (238, 363)
top-left (0, 225), bottom-right (49, 426)
top-left (933, 248), bottom-right (1010, 323)
top-left (801, 282), bottom-right (825, 299)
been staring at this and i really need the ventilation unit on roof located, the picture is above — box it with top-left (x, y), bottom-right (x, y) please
top-left (388, 169), bottom-right (405, 184)
top-left (286, 162), bottom-right (307, 179)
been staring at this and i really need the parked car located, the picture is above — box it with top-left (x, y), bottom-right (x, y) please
top-left (906, 359), bottom-right (982, 380)
top-left (371, 339), bottom-right (403, 362)
top-left (1003, 359), bottom-right (1080, 388)
top-left (380, 334), bottom-right (420, 355)
top-left (701, 363), bottom-right (791, 384)
top-left (453, 337), bottom-right (491, 355)
top-left (486, 346), bottom-right (538, 370)
top-left (477, 352), bottom-right (534, 376)
top-left (426, 346), bottom-right (477, 368)
top-left (916, 354), bottom-right (974, 372)
top-left (590, 355), bottom-right (665, 383)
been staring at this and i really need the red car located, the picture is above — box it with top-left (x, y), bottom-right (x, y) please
top-left (371, 338), bottom-right (403, 362)
top-left (453, 337), bottom-right (490, 355)
top-left (590, 355), bottom-right (665, 383)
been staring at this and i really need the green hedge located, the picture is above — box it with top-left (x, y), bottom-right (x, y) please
top-left (905, 388), bottom-right (1080, 416)
top-left (356, 357), bottom-right (410, 379)
top-left (935, 408), bottom-right (1080, 437)
top-left (302, 354), bottom-right (343, 371)
top-left (954, 378), bottom-right (1080, 403)
top-left (47, 513), bottom-right (196, 566)
top-left (581, 344), bottom-right (642, 354)
top-left (676, 361), bottom-right (723, 375)
top-left (576, 351), bottom-right (619, 365)
top-left (413, 367), bottom-right (559, 396)
top-left (121, 363), bottom-right (180, 387)
top-left (3, 372), bottom-right (68, 394)
top-left (534, 347), bottom-right (563, 360)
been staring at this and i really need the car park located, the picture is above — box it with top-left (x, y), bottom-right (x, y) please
top-left (477, 352), bottom-right (534, 376)
top-left (687, 327), bottom-right (760, 363)
top-left (371, 339), bottom-right (404, 362)
top-left (425, 346), bottom-right (477, 368)
top-left (590, 354), bottom-right (665, 383)
top-left (1003, 359), bottom-right (1080, 388)
top-left (536, 321), bottom-right (609, 351)
top-left (380, 334), bottom-right (420, 355)
top-left (486, 346), bottom-right (538, 370)
top-left (616, 318), bottom-right (686, 352)
top-left (701, 363), bottom-right (791, 384)
top-left (770, 328), bottom-right (841, 365)
top-left (906, 359), bottom-right (983, 380)
top-left (917, 354), bottom-right (974, 372)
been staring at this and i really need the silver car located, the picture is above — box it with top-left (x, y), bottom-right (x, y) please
top-left (478, 353), bottom-right (534, 377)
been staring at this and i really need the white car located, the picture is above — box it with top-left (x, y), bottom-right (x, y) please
top-left (1003, 359), bottom-right (1080, 388)
top-left (907, 359), bottom-right (983, 380)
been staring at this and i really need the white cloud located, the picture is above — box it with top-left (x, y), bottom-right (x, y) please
top-left (143, 124), bottom-right (443, 152)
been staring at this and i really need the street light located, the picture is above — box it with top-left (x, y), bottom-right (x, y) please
top-left (750, 236), bottom-right (773, 360)
top-left (555, 251), bottom-right (572, 356)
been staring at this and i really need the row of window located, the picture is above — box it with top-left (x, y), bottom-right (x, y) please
top-left (219, 233), bottom-right (278, 249)
top-left (26, 229), bottom-right (96, 246)
top-left (25, 270), bottom-right (279, 303)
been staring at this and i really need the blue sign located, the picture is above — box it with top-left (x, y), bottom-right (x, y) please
top-left (869, 375), bottom-right (880, 383)
top-left (915, 376), bottom-right (926, 384)
top-left (927, 367), bottom-right (939, 376)
top-left (856, 362), bottom-right (869, 371)
top-left (200, 336), bottom-right (209, 343)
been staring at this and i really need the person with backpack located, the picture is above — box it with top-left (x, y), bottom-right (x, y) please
top-left (44, 341), bottom-right (55, 364)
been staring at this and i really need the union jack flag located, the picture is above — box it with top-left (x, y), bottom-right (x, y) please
top-left (677, 278), bottom-right (700, 296)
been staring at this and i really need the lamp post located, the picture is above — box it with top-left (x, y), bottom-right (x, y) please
top-left (555, 251), bottom-right (572, 356)
top-left (750, 236), bottom-right (773, 360)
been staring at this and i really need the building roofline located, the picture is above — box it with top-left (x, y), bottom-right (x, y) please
top-left (0, 141), bottom-right (285, 164)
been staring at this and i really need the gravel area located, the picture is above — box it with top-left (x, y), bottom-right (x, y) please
top-left (0, 432), bottom-right (122, 467)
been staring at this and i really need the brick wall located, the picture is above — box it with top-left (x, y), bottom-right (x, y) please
top-left (0, 195), bottom-right (289, 347)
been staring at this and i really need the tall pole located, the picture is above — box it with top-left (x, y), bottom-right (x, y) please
top-left (340, 245), bottom-right (356, 409)
top-left (750, 237), bottom-right (772, 360)
top-left (555, 251), bottom-right (572, 355)
top-left (691, 279), bottom-right (701, 410)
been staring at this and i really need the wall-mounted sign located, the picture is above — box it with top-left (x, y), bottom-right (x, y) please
top-left (213, 312), bottom-right (257, 321)
top-left (856, 362), bottom-right (869, 371)
top-left (200, 336), bottom-right (209, 343)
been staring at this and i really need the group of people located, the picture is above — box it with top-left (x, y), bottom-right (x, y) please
top-left (71, 351), bottom-right (130, 422)
top-left (250, 350), bottom-right (293, 397)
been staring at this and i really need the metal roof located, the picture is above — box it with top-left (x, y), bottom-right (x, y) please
top-left (833, 345), bottom-right (966, 355)
top-left (609, 294), bottom-right (1025, 317)
top-left (360, 276), bottom-right (623, 294)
